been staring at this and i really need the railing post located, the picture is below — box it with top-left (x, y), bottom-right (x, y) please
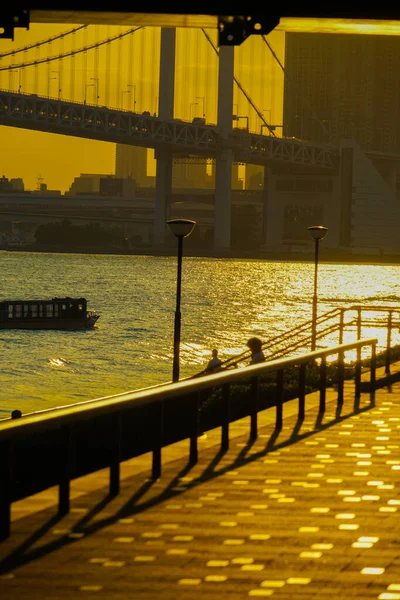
top-left (337, 349), bottom-right (344, 406)
top-left (110, 413), bottom-right (122, 497)
top-left (152, 401), bottom-right (163, 480)
top-left (319, 356), bottom-right (327, 414)
top-left (221, 383), bottom-right (231, 452)
top-left (250, 376), bottom-right (260, 441)
top-left (276, 370), bottom-right (284, 430)
top-left (357, 307), bottom-right (362, 340)
top-left (355, 345), bottom-right (361, 399)
top-left (59, 425), bottom-right (72, 515)
top-left (189, 392), bottom-right (199, 465)
top-left (298, 363), bottom-right (306, 420)
top-left (0, 440), bottom-right (12, 540)
top-left (370, 341), bottom-right (376, 397)
top-left (385, 310), bottom-right (393, 374)
top-left (339, 308), bottom-right (345, 345)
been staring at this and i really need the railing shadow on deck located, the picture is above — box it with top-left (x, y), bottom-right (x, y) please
top-left (0, 380), bottom-right (375, 575)
top-left (0, 337), bottom-right (378, 551)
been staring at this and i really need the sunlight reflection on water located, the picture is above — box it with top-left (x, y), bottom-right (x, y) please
top-left (1, 252), bottom-right (400, 413)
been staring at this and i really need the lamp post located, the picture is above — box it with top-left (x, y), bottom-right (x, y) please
top-left (196, 95), bottom-right (205, 118)
top-left (233, 114), bottom-right (249, 131)
top-left (84, 83), bottom-right (94, 105)
top-left (121, 89), bottom-right (131, 109)
top-left (128, 84), bottom-right (136, 111)
top-left (189, 102), bottom-right (198, 120)
top-left (52, 70), bottom-right (61, 99)
top-left (307, 225), bottom-right (328, 351)
top-left (167, 218), bottom-right (196, 383)
top-left (90, 77), bottom-right (99, 105)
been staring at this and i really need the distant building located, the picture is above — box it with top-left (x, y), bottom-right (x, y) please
top-left (0, 175), bottom-right (25, 193)
top-left (99, 176), bottom-right (136, 198)
top-left (245, 164), bottom-right (263, 190)
top-left (284, 32), bottom-right (400, 152)
top-left (9, 178), bottom-right (24, 192)
top-left (32, 183), bottom-right (61, 196)
top-left (115, 145), bottom-right (152, 188)
top-left (67, 173), bottom-right (113, 196)
top-left (172, 158), bottom-right (215, 189)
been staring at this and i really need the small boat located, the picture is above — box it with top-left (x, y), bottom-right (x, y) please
top-left (0, 297), bottom-right (100, 330)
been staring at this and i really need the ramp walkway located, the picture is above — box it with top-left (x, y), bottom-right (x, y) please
top-left (1, 365), bottom-right (400, 600)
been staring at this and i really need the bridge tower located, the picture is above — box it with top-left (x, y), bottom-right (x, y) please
top-left (214, 46), bottom-right (234, 252)
top-left (153, 28), bottom-right (176, 246)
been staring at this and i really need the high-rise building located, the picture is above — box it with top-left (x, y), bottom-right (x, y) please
top-left (283, 33), bottom-right (400, 152)
top-left (115, 144), bottom-right (151, 188)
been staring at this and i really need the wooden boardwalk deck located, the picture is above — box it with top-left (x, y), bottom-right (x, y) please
top-left (1, 367), bottom-right (400, 599)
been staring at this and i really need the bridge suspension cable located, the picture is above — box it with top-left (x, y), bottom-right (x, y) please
top-left (0, 26), bottom-right (144, 72)
top-left (0, 25), bottom-right (88, 59)
top-left (261, 35), bottom-right (331, 142)
top-left (201, 28), bottom-right (276, 136)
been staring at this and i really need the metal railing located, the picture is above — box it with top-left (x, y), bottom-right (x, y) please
top-left (193, 305), bottom-right (400, 377)
top-left (0, 337), bottom-right (377, 541)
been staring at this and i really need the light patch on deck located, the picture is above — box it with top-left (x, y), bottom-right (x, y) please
top-left (361, 567), bottom-right (385, 575)
top-left (206, 560), bottom-right (229, 567)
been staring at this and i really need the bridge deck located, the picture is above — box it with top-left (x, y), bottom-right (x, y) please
top-left (1, 368), bottom-right (400, 599)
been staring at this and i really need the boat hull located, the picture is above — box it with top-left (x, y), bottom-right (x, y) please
top-left (0, 316), bottom-right (99, 330)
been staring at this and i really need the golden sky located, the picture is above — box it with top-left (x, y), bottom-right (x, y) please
top-left (0, 23), bottom-right (285, 192)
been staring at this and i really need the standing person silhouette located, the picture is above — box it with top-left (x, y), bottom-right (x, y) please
top-left (247, 337), bottom-right (265, 364)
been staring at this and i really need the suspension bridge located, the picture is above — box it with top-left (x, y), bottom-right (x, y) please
top-left (0, 24), bottom-right (338, 250)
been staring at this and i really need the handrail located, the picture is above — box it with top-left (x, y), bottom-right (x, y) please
top-left (0, 337), bottom-right (378, 541)
top-left (192, 304), bottom-right (400, 377)
top-left (0, 337), bottom-right (376, 440)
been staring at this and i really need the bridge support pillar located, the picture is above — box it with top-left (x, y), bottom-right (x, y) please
top-left (261, 167), bottom-right (282, 249)
top-left (214, 46), bottom-right (234, 253)
top-left (154, 151), bottom-right (173, 245)
top-left (338, 145), bottom-right (354, 247)
top-left (154, 27), bottom-right (176, 246)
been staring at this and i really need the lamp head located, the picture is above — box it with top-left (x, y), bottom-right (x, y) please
top-left (167, 218), bottom-right (196, 238)
top-left (307, 225), bottom-right (328, 241)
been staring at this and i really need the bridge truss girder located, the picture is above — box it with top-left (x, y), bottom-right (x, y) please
top-left (0, 90), bottom-right (338, 169)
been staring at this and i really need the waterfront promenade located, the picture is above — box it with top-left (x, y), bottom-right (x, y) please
top-left (1, 369), bottom-right (400, 599)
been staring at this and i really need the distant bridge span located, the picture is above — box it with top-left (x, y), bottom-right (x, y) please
top-left (0, 90), bottom-right (337, 170)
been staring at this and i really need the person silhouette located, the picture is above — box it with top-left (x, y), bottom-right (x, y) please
top-left (205, 348), bottom-right (222, 373)
top-left (246, 337), bottom-right (265, 364)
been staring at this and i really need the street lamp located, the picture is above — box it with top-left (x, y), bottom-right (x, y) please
top-left (121, 89), bottom-right (131, 109)
top-left (196, 95), bottom-right (205, 118)
top-left (167, 218), bottom-right (196, 383)
top-left (307, 225), bottom-right (328, 351)
top-left (128, 84), bottom-right (136, 111)
top-left (84, 83), bottom-right (94, 105)
top-left (52, 70), bottom-right (61, 99)
top-left (189, 102), bottom-right (198, 120)
top-left (233, 114), bottom-right (249, 131)
top-left (90, 77), bottom-right (99, 105)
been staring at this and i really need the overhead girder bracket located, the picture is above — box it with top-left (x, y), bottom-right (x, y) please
top-left (218, 14), bottom-right (280, 45)
top-left (0, 9), bottom-right (30, 40)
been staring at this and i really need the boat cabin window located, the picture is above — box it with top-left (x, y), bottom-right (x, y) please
top-left (24, 304), bottom-right (29, 317)
top-left (31, 304), bottom-right (38, 317)
top-left (15, 304), bottom-right (22, 318)
top-left (45, 304), bottom-right (53, 318)
top-left (8, 305), bottom-right (13, 318)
